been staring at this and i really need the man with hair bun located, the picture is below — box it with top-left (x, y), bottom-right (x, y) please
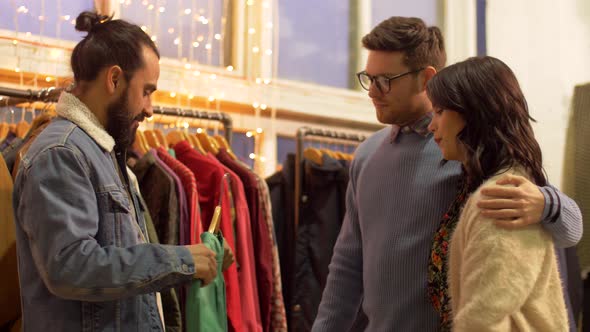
top-left (311, 16), bottom-right (582, 331)
top-left (12, 11), bottom-right (225, 331)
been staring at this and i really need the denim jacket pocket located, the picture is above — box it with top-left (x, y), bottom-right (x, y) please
top-left (96, 189), bottom-right (134, 246)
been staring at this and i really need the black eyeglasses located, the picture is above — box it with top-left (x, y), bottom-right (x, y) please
top-left (356, 68), bottom-right (425, 94)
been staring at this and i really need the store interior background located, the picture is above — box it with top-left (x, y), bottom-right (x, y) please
top-left (0, 0), bottom-right (588, 187)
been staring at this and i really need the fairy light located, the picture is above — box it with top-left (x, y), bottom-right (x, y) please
top-left (14, 67), bottom-right (20, 73)
top-left (260, 104), bottom-right (267, 110)
top-left (266, 22), bottom-right (273, 29)
top-left (148, 4), bottom-right (154, 10)
top-left (249, 153), bottom-right (256, 159)
top-left (159, 7), bottom-right (165, 13)
top-left (45, 76), bottom-right (53, 82)
top-left (226, 65), bottom-right (234, 71)
top-left (246, 131), bottom-right (253, 137)
top-left (193, 70), bottom-right (201, 76)
top-left (255, 78), bottom-right (262, 84)
top-left (247, 0), bottom-right (254, 5)
top-left (184, 63), bottom-right (192, 69)
top-left (214, 34), bottom-right (221, 40)
top-left (151, 35), bottom-right (157, 42)
top-left (174, 38), bottom-right (180, 45)
top-left (248, 28), bottom-right (256, 34)
top-left (168, 28), bottom-right (175, 34)
top-left (63, 15), bottom-right (71, 20)
top-left (201, 18), bottom-right (209, 25)
top-left (12, 40), bottom-right (18, 45)
top-left (264, 79), bottom-right (271, 84)
top-left (188, 94), bottom-right (194, 99)
top-left (193, 42), bottom-right (200, 47)
top-left (197, 128), bottom-right (203, 133)
top-left (170, 92), bottom-right (177, 97)
top-left (210, 74), bottom-right (217, 80)
top-left (184, 8), bottom-right (192, 15)
top-left (208, 96), bottom-right (215, 102)
top-left (256, 128), bottom-right (263, 134)
top-left (252, 46), bottom-right (260, 53)
top-left (197, 35), bottom-right (205, 42)
top-left (70, 19), bottom-right (76, 25)
top-left (260, 156), bottom-right (267, 162)
top-left (141, 26), bottom-right (148, 31)
top-left (205, 43), bottom-right (212, 50)
top-left (265, 49), bottom-right (273, 55)
top-left (17, 6), bottom-right (29, 14)
top-left (183, 122), bottom-right (189, 129)
top-left (253, 102), bottom-right (260, 108)
top-left (147, 116), bottom-right (153, 122)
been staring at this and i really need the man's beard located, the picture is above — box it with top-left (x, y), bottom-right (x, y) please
top-left (105, 89), bottom-right (144, 150)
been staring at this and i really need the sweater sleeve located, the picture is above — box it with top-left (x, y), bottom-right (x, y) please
top-left (539, 185), bottom-right (583, 248)
top-left (452, 198), bottom-right (552, 331)
top-left (311, 160), bottom-right (363, 332)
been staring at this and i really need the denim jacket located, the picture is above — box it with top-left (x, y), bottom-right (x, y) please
top-left (12, 92), bottom-right (195, 332)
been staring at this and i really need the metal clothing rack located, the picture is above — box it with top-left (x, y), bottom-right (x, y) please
top-left (0, 86), bottom-right (234, 145)
top-left (294, 126), bottom-right (367, 230)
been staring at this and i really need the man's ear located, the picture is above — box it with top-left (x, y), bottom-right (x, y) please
top-left (105, 65), bottom-right (124, 94)
top-left (421, 66), bottom-right (437, 91)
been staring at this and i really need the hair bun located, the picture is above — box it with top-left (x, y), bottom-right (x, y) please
top-left (75, 11), bottom-right (110, 33)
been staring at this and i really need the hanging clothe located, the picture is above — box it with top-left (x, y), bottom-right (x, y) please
top-left (174, 141), bottom-right (243, 332)
top-left (186, 232), bottom-right (228, 332)
top-left (0, 155), bottom-right (21, 332)
top-left (217, 148), bottom-right (274, 332)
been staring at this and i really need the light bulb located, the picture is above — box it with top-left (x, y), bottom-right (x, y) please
top-left (184, 63), bottom-right (192, 69)
top-left (255, 78), bottom-right (262, 84)
top-left (147, 116), bottom-right (153, 122)
top-left (45, 76), bottom-right (52, 82)
top-left (265, 49), bottom-right (273, 55)
top-left (252, 46), bottom-right (260, 53)
top-left (188, 94), bottom-right (194, 99)
top-left (17, 6), bottom-right (28, 14)
top-left (226, 65), bottom-right (234, 72)
top-left (210, 74), bottom-right (217, 80)
top-left (148, 4), bottom-right (154, 10)
top-left (197, 128), bottom-right (203, 133)
top-left (260, 156), bottom-right (267, 162)
top-left (264, 79), bottom-right (271, 84)
top-left (253, 102), bottom-right (260, 108)
top-left (170, 92), bottom-right (177, 97)
top-left (12, 40), bottom-right (18, 45)
top-left (197, 35), bottom-right (204, 42)
top-left (184, 8), bottom-right (192, 15)
top-left (14, 67), bottom-right (20, 73)
top-left (202, 18), bottom-right (209, 25)
top-left (260, 104), bottom-right (267, 110)
top-left (141, 26), bottom-right (148, 31)
top-left (246, 131), bottom-right (253, 137)
top-left (248, 28), bottom-right (256, 34)
top-left (249, 153), bottom-right (256, 159)
top-left (256, 128), bottom-right (263, 134)
top-left (71, 19), bottom-right (76, 25)
top-left (193, 41), bottom-right (200, 48)
top-left (183, 122), bottom-right (189, 129)
top-left (214, 34), bottom-right (221, 40)
top-left (159, 7), bottom-right (165, 12)
top-left (174, 38), bottom-right (180, 45)
top-left (63, 15), bottom-right (71, 20)
top-left (151, 35), bottom-right (157, 42)
top-left (168, 28), bottom-right (174, 34)
top-left (208, 96), bottom-right (215, 101)
top-left (205, 43), bottom-right (212, 50)
top-left (193, 70), bottom-right (201, 76)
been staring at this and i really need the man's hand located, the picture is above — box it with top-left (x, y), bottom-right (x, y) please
top-left (477, 174), bottom-right (545, 229)
top-left (185, 244), bottom-right (217, 286)
top-left (222, 240), bottom-right (235, 272)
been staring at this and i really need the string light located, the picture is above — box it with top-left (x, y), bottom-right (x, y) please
top-left (266, 22), bottom-right (273, 29)
top-left (63, 15), bottom-right (71, 20)
top-left (265, 49), bottom-right (273, 55)
top-left (70, 19), bottom-right (76, 25)
top-left (168, 28), bottom-right (175, 34)
top-left (210, 74), bottom-right (217, 80)
top-left (184, 8), bottom-right (192, 15)
top-left (184, 63), bottom-right (192, 69)
top-left (264, 79), bottom-right (271, 84)
top-left (183, 122), bottom-right (189, 129)
top-left (208, 96), bottom-right (215, 101)
top-left (205, 43), bottom-right (212, 50)
top-left (197, 35), bottom-right (205, 42)
top-left (247, 0), bottom-right (254, 6)
top-left (14, 67), bottom-right (20, 73)
top-left (214, 34), bottom-right (221, 40)
top-left (253, 102), bottom-right (260, 108)
top-left (256, 128), bottom-right (263, 134)
top-left (193, 70), bottom-right (201, 76)
top-left (197, 128), bottom-right (203, 133)
top-left (38, 16), bottom-right (45, 21)
top-left (170, 92), bottom-right (177, 97)
top-left (147, 116), bottom-right (153, 122)
top-left (252, 46), bottom-right (260, 53)
top-left (174, 38), bottom-right (180, 45)
top-left (151, 35), bottom-right (157, 41)
top-left (260, 104), bottom-right (267, 110)
top-left (141, 26), bottom-right (148, 31)
top-left (248, 28), bottom-right (256, 34)
top-left (17, 6), bottom-right (29, 14)
top-left (188, 94), bottom-right (194, 99)
top-left (159, 7), bottom-right (166, 13)
top-left (226, 65), bottom-right (234, 71)
top-left (260, 157), bottom-right (267, 162)
top-left (148, 4), bottom-right (154, 10)
top-left (201, 18), bottom-right (209, 25)
top-left (12, 40), bottom-right (18, 45)
top-left (45, 76), bottom-right (53, 82)
top-left (193, 41), bottom-right (200, 48)
top-left (246, 131), bottom-right (253, 137)
top-left (255, 78), bottom-right (262, 84)
top-left (249, 153), bottom-right (256, 159)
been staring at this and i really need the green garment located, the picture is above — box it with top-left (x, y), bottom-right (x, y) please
top-left (186, 232), bottom-right (228, 332)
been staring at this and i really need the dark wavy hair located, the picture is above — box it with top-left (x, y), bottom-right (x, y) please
top-left (427, 56), bottom-right (547, 191)
top-left (362, 17), bottom-right (446, 70)
top-left (71, 11), bottom-right (160, 83)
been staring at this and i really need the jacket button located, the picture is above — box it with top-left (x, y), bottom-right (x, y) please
top-left (182, 264), bottom-right (189, 272)
top-left (292, 304), bottom-right (301, 312)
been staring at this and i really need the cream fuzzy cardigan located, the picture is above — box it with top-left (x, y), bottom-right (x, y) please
top-left (449, 168), bottom-right (568, 331)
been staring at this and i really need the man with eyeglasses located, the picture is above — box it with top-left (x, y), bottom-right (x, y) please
top-left (311, 17), bottom-right (582, 331)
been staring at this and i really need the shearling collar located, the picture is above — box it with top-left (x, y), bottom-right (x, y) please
top-left (56, 92), bottom-right (115, 152)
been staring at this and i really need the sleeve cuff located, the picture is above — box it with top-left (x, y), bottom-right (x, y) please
top-left (539, 186), bottom-right (559, 224)
top-left (164, 245), bottom-right (196, 276)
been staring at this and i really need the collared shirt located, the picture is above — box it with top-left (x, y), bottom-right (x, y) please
top-left (390, 112), bottom-right (433, 143)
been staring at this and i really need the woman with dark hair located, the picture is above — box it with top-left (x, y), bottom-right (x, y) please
top-left (426, 56), bottom-right (568, 331)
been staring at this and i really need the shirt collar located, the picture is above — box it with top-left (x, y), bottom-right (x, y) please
top-left (390, 112), bottom-right (433, 143)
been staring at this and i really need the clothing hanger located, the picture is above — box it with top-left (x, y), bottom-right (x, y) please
top-left (152, 119), bottom-right (168, 147)
top-left (0, 97), bottom-right (10, 140)
top-left (195, 113), bottom-right (219, 155)
top-left (15, 104), bottom-right (32, 138)
top-left (144, 129), bottom-right (161, 148)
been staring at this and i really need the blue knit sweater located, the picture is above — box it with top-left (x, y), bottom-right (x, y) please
top-left (312, 126), bottom-right (582, 331)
